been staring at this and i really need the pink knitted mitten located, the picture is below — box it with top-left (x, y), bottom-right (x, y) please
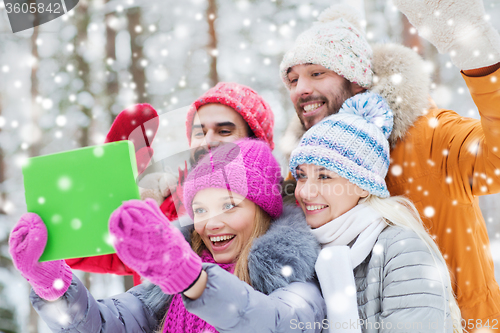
top-left (9, 213), bottom-right (73, 301)
top-left (109, 199), bottom-right (202, 294)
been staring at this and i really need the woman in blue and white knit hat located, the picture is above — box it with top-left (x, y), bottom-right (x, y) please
top-left (289, 91), bottom-right (462, 333)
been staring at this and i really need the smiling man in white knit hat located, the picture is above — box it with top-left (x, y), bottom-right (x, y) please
top-left (280, 0), bottom-right (500, 326)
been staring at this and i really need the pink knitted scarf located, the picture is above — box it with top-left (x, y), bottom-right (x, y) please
top-left (162, 250), bottom-right (235, 333)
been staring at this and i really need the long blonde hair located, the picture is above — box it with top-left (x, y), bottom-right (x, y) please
top-left (361, 195), bottom-right (462, 333)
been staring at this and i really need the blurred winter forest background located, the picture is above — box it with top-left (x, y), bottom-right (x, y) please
top-left (0, 0), bottom-right (499, 331)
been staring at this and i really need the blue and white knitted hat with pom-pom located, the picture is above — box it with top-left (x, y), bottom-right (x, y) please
top-left (289, 91), bottom-right (393, 198)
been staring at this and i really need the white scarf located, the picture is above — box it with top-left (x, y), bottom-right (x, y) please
top-left (311, 203), bottom-right (387, 333)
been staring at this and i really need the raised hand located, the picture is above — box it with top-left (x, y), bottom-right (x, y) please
top-left (9, 213), bottom-right (73, 301)
top-left (393, 0), bottom-right (500, 69)
top-left (105, 103), bottom-right (159, 175)
top-left (109, 199), bottom-right (202, 294)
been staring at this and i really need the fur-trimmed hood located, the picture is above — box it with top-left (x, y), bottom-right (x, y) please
top-left (280, 43), bottom-right (431, 159)
top-left (370, 43), bottom-right (431, 146)
top-left (248, 204), bottom-right (320, 294)
top-left (175, 204), bottom-right (319, 295)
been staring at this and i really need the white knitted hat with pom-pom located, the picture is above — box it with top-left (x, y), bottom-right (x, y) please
top-left (280, 4), bottom-right (373, 88)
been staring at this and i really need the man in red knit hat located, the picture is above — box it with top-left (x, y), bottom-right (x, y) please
top-left (68, 82), bottom-right (275, 285)
top-left (141, 82), bottom-right (275, 221)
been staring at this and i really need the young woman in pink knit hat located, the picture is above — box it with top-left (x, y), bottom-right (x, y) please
top-left (68, 82), bottom-right (277, 287)
top-left (9, 138), bottom-right (325, 333)
top-left (142, 81), bottom-right (275, 222)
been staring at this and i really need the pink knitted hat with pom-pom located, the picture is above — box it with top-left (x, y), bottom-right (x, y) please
top-left (185, 82), bottom-right (275, 150)
top-left (183, 138), bottom-right (282, 219)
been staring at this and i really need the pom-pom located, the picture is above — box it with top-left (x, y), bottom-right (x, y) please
top-left (317, 4), bottom-right (364, 32)
top-left (339, 91), bottom-right (393, 139)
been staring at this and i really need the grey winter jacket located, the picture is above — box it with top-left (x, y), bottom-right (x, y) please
top-left (353, 225), bottom-right (453, 333)
top-left (30, 205), bottom-right (326, 332)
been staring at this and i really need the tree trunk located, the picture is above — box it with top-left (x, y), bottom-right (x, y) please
top-left (206, 0), bottom-right (219, 86)
top-left (73, 0), bottom-right (94, 302)
top-left (0, 95), bottom-right (6, 214)
top-left (124, 276), bottom-right (134, 291)
top-left (127, 8), bottom-right (147, 103)
top-left (29, 26), bottom-right (41, 158)
top-left (105, 0), bottom-right (118, 122)
top-left (74, 1), bottom-right (92, 148)
top-left (401, 14), bottom-right (424, 56)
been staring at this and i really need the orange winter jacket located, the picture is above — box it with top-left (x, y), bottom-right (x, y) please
top-left (386, 68), bottom-right (500, 322)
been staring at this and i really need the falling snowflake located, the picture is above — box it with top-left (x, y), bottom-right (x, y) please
top-left (428, 117), bottom-right (439, 128)
top-left (468, 140), bottom-right (480, 154)
top-left (42, 98), bottom-right (53, 110)
top-left (56, 115), bottom-right (67, 127)
top-left (390, 73), bottom-right (402, 85)
top-left (71, 218), bottom-right (82, 230)
top-left (345, 285), bottom-right (356, 296)
top-left (390, 165), bottom-right (402, 176)
top-left (93, 146), bottom-right (104, 158)
top-left (319, 248), bottom-right (333, 260)
top-left (104, 233), bottom-right (116, 246)
top-left (372, 244), bottom-right (383, 255)
top-left (58, 176), bottom-right (72, 191)
top-left (51, 214), bottom-right (62, 224)
top-left (424, 206), bottom-right (435, 218)
top-left (53, 278), bottom-right (64, 290)
top-left (3, 201), bottom-right (15, 214)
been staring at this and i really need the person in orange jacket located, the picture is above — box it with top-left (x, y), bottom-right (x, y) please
top-left (67, 82), bottom-right (276, 286)
top-left (279, 1), bottom-right (500, 326)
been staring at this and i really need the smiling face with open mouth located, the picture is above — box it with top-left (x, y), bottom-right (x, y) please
top-left (287, 64), bottom-right (362, 130)
top-left (189, 103), bottom-right (253, 165)
top-left (192, 188), bottom-right (256, 264)
top-left (294, 164), bottom-right (368, 229)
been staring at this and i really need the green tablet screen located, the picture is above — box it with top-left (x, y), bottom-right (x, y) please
top-left (22, 141), bottom-right (140, 262)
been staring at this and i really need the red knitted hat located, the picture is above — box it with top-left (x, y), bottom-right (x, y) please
top-left (185, 82), bottom-right (275, 150)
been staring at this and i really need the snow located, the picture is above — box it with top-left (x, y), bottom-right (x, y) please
top-left (281, 265), bottom-right (293, 277)
top-left (57, 176), bottom-right (72, 191)
top-left (0, 0), bottom-right (499, 331)
top-left (424, 206), bottom-right (435, 218)
top-left (70, 218), bottom-right (82, 230)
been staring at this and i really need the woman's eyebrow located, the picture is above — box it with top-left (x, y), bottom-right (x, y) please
top-left (220, 196), bottom-right (236, 201)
